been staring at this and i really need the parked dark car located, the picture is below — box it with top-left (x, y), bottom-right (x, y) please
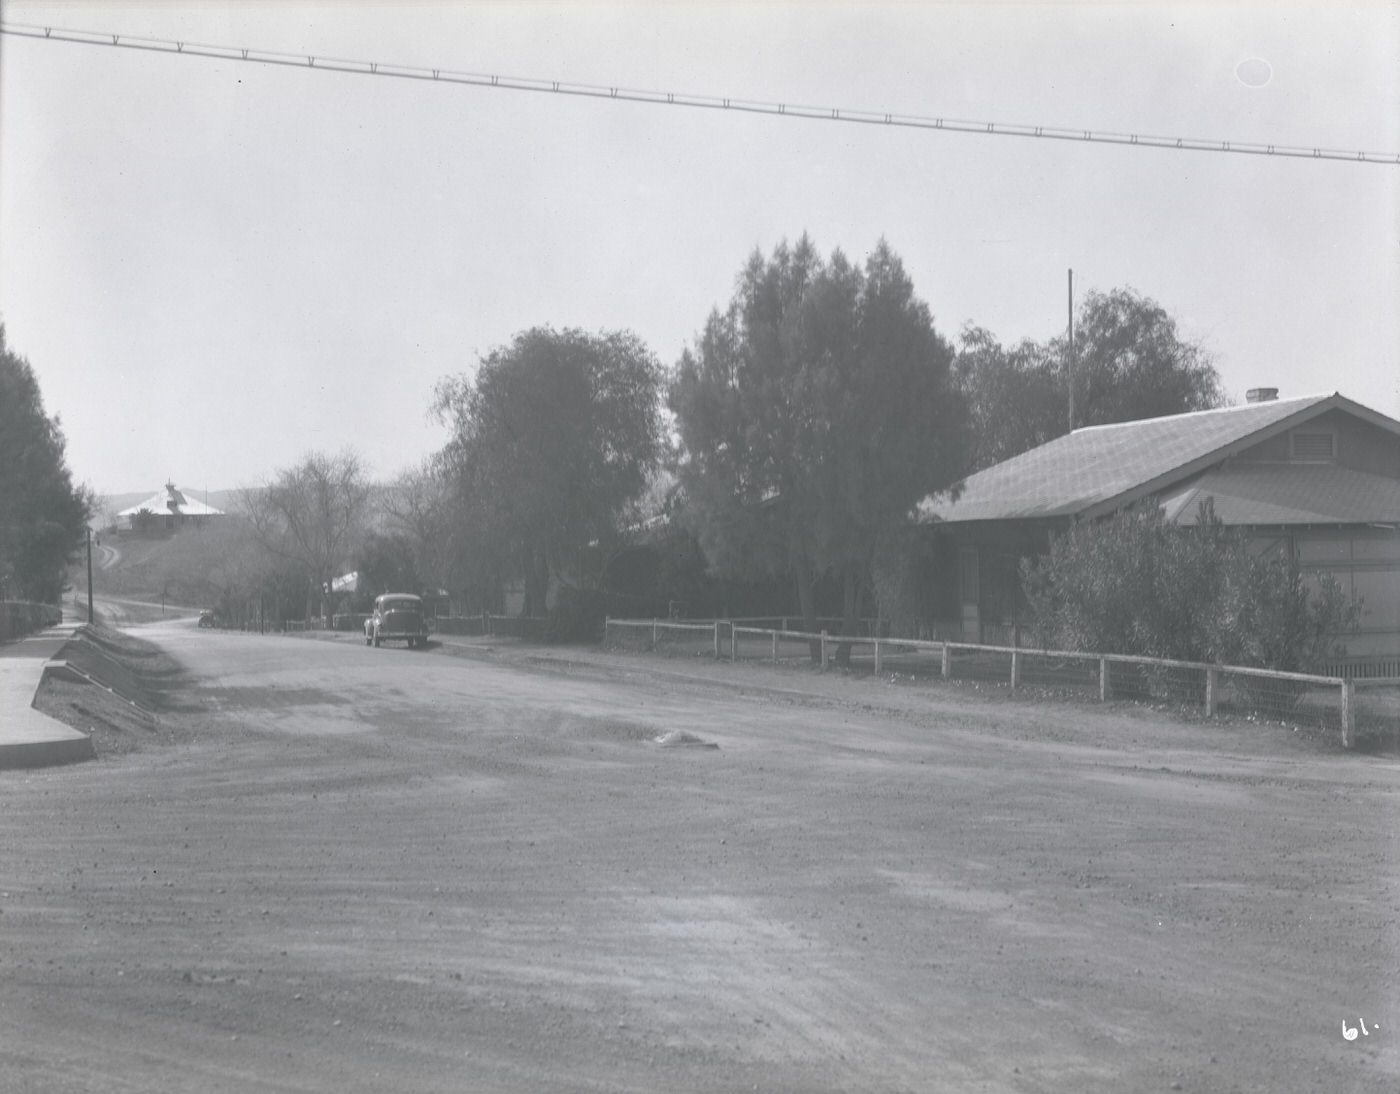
top-left (198, 610), bottom-right (218, 629)
top-left (364, 594), bottom-right (432, 649)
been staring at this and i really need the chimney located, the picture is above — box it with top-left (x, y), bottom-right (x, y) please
top-left (1246, 387), bottom-right (1279, 404)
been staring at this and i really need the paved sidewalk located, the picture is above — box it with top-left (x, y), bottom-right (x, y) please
top-left (0, 622), bottom-right (95, 769)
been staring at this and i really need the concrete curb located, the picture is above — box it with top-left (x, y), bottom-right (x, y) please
top-left (0, 733), bottom-right (96, 770)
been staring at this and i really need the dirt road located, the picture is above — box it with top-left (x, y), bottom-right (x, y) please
top-left (2, 621), bottom-right (1396, 1092)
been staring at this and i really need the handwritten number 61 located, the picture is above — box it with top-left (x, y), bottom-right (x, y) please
top-left (1343, 1018), bottom-right (1373, 1041)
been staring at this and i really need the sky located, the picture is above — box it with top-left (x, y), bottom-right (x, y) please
top-left (2, 1), bottom-right (1397, 497)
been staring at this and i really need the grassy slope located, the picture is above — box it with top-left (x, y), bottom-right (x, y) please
top-left (88, 529), bottom-right (222, 606)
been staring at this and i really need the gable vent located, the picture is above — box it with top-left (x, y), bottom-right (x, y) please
top-left (1290, 430), bottom-right (1335, 461)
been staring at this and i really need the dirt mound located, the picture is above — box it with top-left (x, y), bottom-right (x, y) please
top-left (562, 716), bottom-right (720, 750)
top-left (654, 729), bottom-right (719, 749)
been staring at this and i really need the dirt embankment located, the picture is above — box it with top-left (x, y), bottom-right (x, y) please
top-left (33, 623), bottom-right (192, 756)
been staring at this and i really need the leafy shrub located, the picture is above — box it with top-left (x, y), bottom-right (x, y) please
top-left (1022, 500), bottom-right (1359, 673)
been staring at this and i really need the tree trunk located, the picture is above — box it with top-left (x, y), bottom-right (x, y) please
top-left (793, 553), bottom-right (820, 663)
top-left (834, 565), bottom-right (864, 667)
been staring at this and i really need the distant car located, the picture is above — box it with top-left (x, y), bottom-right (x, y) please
top-left (198, 610), bottom-right (218, 629)
top-left (364, 593), bottom-right (432, 649)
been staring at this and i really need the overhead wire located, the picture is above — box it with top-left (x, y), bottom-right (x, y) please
top-left (2, 20), bottom-right (1397, 167)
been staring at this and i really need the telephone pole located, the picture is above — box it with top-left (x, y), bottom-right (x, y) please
top-left (1067, 268), bottom-right (1076, 432)
top-left (86, 528), bottom-right (94, 624)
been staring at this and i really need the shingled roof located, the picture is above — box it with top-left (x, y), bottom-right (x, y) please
top-left (917, 392), bottom-right (1399, 525)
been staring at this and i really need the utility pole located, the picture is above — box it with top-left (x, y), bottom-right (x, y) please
top-left (86, 527), bottom-right (94, 624)
top-left (1067, 268), bottom-right (1076, 432)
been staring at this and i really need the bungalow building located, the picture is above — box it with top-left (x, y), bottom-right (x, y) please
top-left (117, 482), bottom-right (224, 533)
top-left (914, 391), bottom-right (1400, 663)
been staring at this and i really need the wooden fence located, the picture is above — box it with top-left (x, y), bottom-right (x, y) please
top-left (603, 617), bottom-right (1378, 749)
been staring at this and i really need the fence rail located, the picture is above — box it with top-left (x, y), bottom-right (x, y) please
top-left (432, 613), bottom-right (549, 640)
top-left (603, 617), bottom-right (1379, 749)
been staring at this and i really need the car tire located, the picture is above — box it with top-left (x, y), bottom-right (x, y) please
top-left (372, 632), bottom-right (381, 648)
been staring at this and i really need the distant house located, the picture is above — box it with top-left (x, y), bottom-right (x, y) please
top-left (914, 392), bottom-right (1400, 661)
top-left (117, 482), bottom-right (225, 533)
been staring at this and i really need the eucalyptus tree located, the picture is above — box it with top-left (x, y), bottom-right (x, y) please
top-left (956, 288), bottom-right (1225, 472)
top-left (433, 327), bottom-right (665, 617)
top-left (0, 325), bottom-right (92, 603)
top-left (670, 236), bottom-right (966, 658)
top-left (1071, 287), bottom-right (1224, 426)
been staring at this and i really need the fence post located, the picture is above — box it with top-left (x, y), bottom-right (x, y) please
top-left (941, 643), bottom-right (951, 679)
top-left (1099, 658), bottom-right (1108, 702)
top-left (714, 621), bottom-right (721, 660)
top-left (1204, 667), bottom-right (1217, 717)
top-left (731, 623), bottom-right (738, 662)
top-left (874, 638), bottom-right (882, 675)
top-left (772, 630), bottom-right (778, 663)
top-left (821, 630), bottom-right (829, 671)
top-left (604, 616), bottom-right (610, 646)
top-left (1341, 679), bottom-right (1355, 749)
top-left (1010, 649), bottom-right (1020, 690)
top-left (652, 618), bottom-right (658, 652)
top-left (483, 610), bottom-right (490, 637)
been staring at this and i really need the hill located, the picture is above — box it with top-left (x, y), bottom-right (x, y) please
top-left (86, 519), bottom-right (248, 608)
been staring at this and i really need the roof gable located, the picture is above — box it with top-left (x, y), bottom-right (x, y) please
top-left (1162, 464), bottom-right (1400, 526)
top-left (918, 393), bottom-right (1398, 525)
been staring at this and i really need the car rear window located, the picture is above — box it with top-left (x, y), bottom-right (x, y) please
top-left (381, 597), bottom-right (420, 610)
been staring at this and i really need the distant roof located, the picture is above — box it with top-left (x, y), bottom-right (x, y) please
top-left (118, 482), bottom-right (224, 518)
top-left (917, 393), bottom-right (1399, 525)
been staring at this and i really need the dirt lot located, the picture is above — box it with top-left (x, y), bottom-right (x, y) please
top-left (3, 620), bottom-right (1397, 1093)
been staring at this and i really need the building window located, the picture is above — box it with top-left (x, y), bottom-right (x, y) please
top-left (1290, 429), bottom-right (1335, 462)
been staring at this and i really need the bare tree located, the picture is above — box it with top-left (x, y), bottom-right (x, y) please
top-left (380, 459), bottom-right (453, 592)
top-left (240, 450), bottom-right (372, 619)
